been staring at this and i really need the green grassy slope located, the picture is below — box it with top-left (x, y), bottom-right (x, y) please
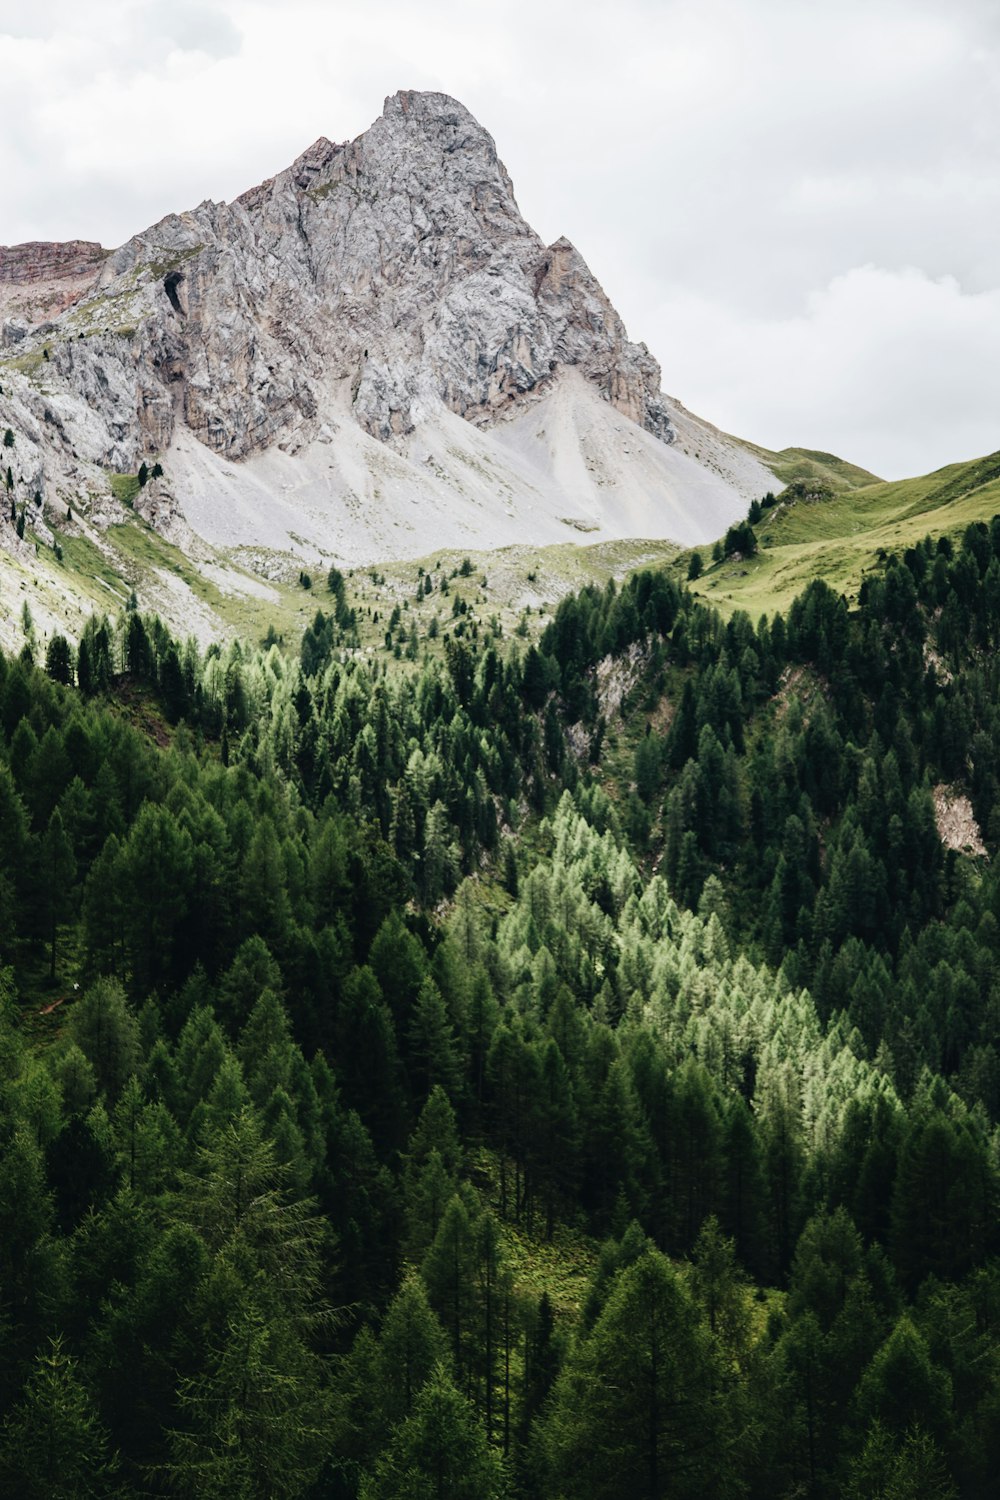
top-left (684, 449), bottom-right (1000, 619)
top-left (1, 486), bottom-right (678, 665)
top-left (743, 442), bottom-right (883, 492)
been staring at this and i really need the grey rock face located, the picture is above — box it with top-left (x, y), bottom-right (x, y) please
top-left (1, 90), bottom-right (674, 477)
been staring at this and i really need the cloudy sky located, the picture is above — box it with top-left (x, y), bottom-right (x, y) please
top-left (1, 0), bottom-right (997, 479)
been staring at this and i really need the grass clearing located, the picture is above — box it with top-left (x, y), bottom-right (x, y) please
top-left (110, 473), bottom-right (141, 506)
top-left (467, 1147), bottom-right (599, 1320)
top-left (106, 520), bottom-right (308, 643)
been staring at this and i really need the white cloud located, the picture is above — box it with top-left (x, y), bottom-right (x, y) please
top-left (653, 267), bottom-right (1000, 478)
top-left (0, 0), bottom-right (998, 477)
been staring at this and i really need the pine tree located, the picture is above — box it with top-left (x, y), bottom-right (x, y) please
top-left (337, 966), bottom-right (407, 1153)
top-left (853, 1317), bottom-right (952, 1445)
top-left (38, 807), bottom-right (75, 980)
top-left (534, 1039), bottom-right (579, 1239)
top-left (120, 802), bottom-right (193, 994)
top-left (218, 937), bottom-right (284, 1031)
top-left (540, 1249), bottom-right (738, 1500)
top-left (409, 977), bottom-right (461, 1106)
top-left (0, 1336), bottom-right (118, 1499)
top-left (369, 911), bottom-right (428, 1029)
top-left (375, 1276), bottom-right (449, 1428)
top-left (0, 1127), bottom-right (65, 1402)
top-left (165, 1299), bottom-right (330, 1499)
top-left (422, 1196), bottom-right (476, 1378)
top-left (44, 634), bottom-right (73, 686)
top-left (689, 1214), bottom-right (752, 1360)
top-left (520, 1291), bottom-right (561, 1439)
top-left (361, 1363), bottom-right (506, 1499)
top-left (68, 977), bottom-right (141, 1100)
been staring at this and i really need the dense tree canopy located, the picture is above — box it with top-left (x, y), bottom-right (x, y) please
top-left (0, 515), bottom-right (999, 1494)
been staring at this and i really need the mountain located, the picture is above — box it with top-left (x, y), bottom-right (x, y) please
top-left (0, 240), bottom-right (108, 326)
top-left (3, 99), bottom-right (1000, 1500)
top-left (0, 90), bottom-right (774, 586)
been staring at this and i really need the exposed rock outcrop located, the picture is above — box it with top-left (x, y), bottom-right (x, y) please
top-left (0, 240), bottom-right (106, 327)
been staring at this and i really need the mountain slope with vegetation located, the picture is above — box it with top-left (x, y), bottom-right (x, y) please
top-left (686, 447), bottom-right (1000, 618)
top-left (742, 443), bottom-right (883, 492)
top-left (1, 507), bottom-right (1000, 1494)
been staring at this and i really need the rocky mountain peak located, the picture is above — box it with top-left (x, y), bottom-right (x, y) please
top-left (381, 88), bottom-right (506, 156)
top-left (0, 91), bottom-right (776, 587)
top-left (3, 90), bottom-right (674, 465)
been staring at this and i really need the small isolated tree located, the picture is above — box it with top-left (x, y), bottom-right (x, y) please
top-left (723, 521), bottom-right (758, 559)
top-left (137, 461), bottom-right (149, 488)
top-left (3, 428), bottom-right (14, 448)
top-left (686, 551), bottom-right (704, 581)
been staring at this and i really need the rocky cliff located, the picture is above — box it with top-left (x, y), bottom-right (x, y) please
top-left (0, 240), bottom-right (106, 327)
top-left (0, 90), bottom-right (774, 573)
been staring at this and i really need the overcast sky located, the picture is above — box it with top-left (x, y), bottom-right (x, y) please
top-left (1, 0), bottom-right (997, 479)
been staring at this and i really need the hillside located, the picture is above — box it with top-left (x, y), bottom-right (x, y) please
top-left (1, 522), bottom-right (999, 1494)
top-left (4, 72), bottom-right (1000, 1500)
top-left (686, 446), bottom-right (1000, 617)
top-left (743, 442), bottom-right (882, 492)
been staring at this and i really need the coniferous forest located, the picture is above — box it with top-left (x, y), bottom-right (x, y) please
top-left (1, 522), bottom-right (1000, 1498)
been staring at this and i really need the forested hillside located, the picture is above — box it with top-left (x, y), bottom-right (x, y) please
top-left (1, 519), bottom-right (999, 1497)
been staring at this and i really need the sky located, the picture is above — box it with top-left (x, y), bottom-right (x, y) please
top-left (1, 0), bottom-right (998, 480)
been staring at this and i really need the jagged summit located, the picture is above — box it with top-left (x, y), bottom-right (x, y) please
top-left (0, 91), bottom-right (775, 574)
